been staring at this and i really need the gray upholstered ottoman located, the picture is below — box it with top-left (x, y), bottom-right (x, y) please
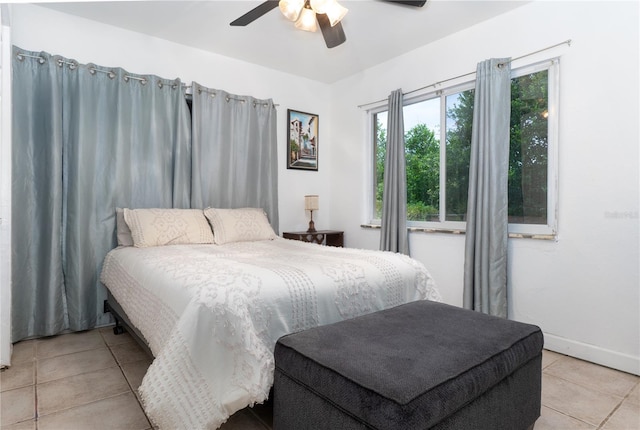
top-left (274, 300), bottom-right (543, 430)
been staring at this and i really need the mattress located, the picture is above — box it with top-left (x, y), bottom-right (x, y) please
top-left (100, 237), bottom-right (440, 429)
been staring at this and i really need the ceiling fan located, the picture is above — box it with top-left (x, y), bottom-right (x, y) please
top-left (230, 0), bottom-right (427, 49)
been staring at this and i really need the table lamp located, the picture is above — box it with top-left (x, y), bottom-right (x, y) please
top-left (305, 194), bottom-right (319, 233)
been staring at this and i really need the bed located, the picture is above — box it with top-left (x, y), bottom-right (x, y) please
top-left (100, 207), bottom-right (441, 429)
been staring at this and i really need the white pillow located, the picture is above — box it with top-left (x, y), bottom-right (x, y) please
top-left (124, 208), bottom-right (214, 248)
top-left (204, 207), bottom-right (276, 245)
top-left (116, 208), bottom-right (134, 247)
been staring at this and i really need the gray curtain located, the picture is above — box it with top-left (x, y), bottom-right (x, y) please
top-left (379, 89), bottom-right (408, 254)
top-left (191, 83), bottom-right (279, 232)
top-left (11, 47), bottom-right (191, 341)
top-left (12, 49), bottom-right (66, 338)
top-left (463, 58), bottom-right (511, 318)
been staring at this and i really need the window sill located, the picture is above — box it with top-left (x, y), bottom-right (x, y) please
top-left (360, 224), bottom-right (556, 240)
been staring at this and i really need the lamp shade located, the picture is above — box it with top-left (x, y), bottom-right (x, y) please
top-left (295, 6), bottom-right (318, 32)
top-left (279, 0), bottom-right (305, 21)
top-left (325, 1), bottom-right (348, 26)
top-left (305, 195), bottom-right (319, 211)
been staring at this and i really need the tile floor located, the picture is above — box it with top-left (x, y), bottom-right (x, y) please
top-left (1, 328), bottom-right (639, 429)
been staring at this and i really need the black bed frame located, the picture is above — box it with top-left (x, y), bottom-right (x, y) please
top-left (104, 291), bottom-right (154, 358)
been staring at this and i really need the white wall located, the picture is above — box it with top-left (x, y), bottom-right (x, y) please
top-left (0, 4), bottom-right (13, 367)
top-left (329, 1), bottom-right (639, 374)
top-left (10, 3), bottom-right (334, 235)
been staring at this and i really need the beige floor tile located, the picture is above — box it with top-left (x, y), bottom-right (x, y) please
top-left (0, 362), bottom-right (34, 392)
top-left (9, 327), bottom-right (637, 430)
top-left (0, 419), bottom-right (36, 430)
top-left (534, 406), bottom-right (596, 429)
top-left (601, 400), bottom-right (640, 429)
top-left (37, 392), bottom-right (150, 430)
top-left (121, 359), bottom-right (152, 391)
top-left (8, 341), bottom-right (36, 365)
top-left (542, 349), bottom-right (564, 370)
top-left (37, 347), bottom-right (117, 384)
top-left (542, 373), bottom-right (623, 426)
top-left (110, 341), bottom-right (151, 366)
top-left (545, 355), bottom-right (639, 398)
top-left (627, 383), bottom-right (640, 405)
top-left (36, 330), bottom-right (105, 359)
top-left (37, 366), bottom-right (130, 416)
top-left (0, 386), bottom-right (35, 426)
top-left (99, 326), bottom-right (136, 347)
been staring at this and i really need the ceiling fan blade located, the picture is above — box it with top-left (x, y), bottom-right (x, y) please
top-left (230, 1), bottom-right (279, 26)
top-left (385, 0), bottom-right (427, 7)
top-left (316, 14), bottom-right (346, 49)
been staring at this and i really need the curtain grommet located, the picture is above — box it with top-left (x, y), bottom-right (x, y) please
top-left (157, 81), bottom-right (164, 89)
top-left (108, 71), bottom-right (116, 79)
top-left (16, 53), bottom-right (24, 61)
top-left (141, 78), bottom-right (148, 85)
top-left (89, 67), bottom-right (97, 75)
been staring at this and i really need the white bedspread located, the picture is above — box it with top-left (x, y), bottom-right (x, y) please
top-left (100, 238), bottom-right (440, 429)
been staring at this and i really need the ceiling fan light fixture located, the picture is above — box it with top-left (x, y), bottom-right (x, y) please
top-left (324, 1), bottom-right (348, 27)
top-left (294, 6), bottom-right (318, 32)
top-left (279, 0), bottom-right (305, 21)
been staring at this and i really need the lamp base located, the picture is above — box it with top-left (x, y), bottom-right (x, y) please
top-left (307, 219), bottom-right (316, 233)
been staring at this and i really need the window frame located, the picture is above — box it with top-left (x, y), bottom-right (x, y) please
top-left (369, 58), bottom-right (559, 237)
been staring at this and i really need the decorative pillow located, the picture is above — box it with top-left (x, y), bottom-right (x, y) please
top-left (116, 208), bottom-right (134, 247)
top-left (124, 208), bottom-right (214, 248)
top-left (204, 207), bottom-right (277, 245)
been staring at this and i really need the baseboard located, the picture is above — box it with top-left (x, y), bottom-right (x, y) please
top-left (544, 332), bottom-right (639, 376)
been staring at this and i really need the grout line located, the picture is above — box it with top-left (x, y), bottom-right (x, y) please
top-left (541, 370), bottom-right (636, 428)
top-left (542, 356), bottom-right (636, 400)
top-left (543, 371), bottom-right (626, 407)
top-left (34, 330), bottom-right (127, 421)
top-left (34, 354), bottom-right (39, 429)
top-left (597, 400), bottom-right (623, 429)
top-left (544, 372), bottom-right (628, 400)
top-left (36, 391), bottom-right (135, 419)
top-left (34, 331), bottom-right (135, 422)
top-left (596, 379), bottom-right (640, 429)
top-left (541, 350), bottom-right (567, 370)
top-left (542, 405), bottom-right (598, 429)
top-left (34, 349), bottom-right (119, 385)
top-left (104, 332), bottom-right (154, 427)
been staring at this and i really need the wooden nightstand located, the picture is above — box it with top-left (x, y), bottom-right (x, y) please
top-left (283, 230), bottom-right (344, 247)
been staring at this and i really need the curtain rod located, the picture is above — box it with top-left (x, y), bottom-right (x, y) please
top-left (17, 52), bottom-right (164, 85)
top-left (357, 39), bottom-right (572, 110)
top-left (190, 85), bottom-right (279, 107)
top-left (16, 51), bottom-right (277, 105)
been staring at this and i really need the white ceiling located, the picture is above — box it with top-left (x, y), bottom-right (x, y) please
top-left (38, 0), bottom-right (529, 83)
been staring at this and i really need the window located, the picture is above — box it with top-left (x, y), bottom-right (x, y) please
top-left (372, 60), bottom-right (558, 236)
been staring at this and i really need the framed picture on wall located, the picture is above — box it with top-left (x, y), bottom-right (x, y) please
top-left (287, 109), bottom-right (319, 171)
